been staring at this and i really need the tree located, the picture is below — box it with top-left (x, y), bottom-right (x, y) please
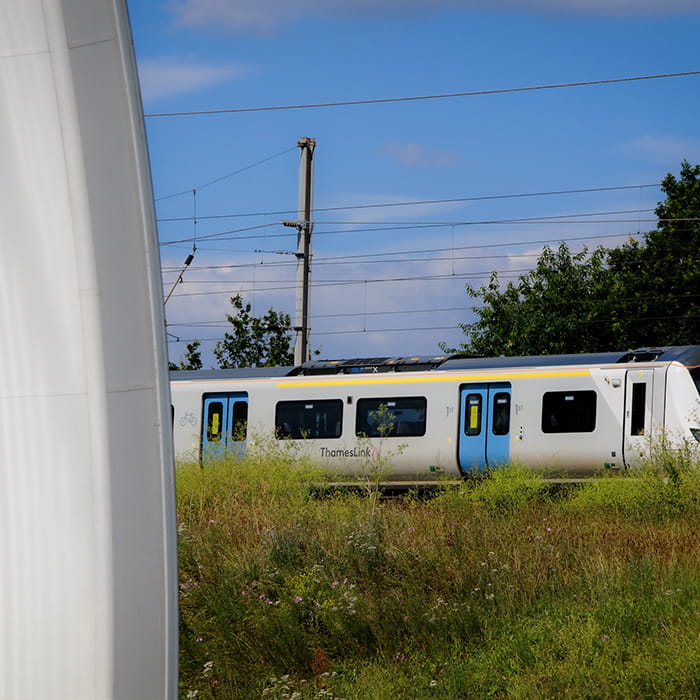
top-left (443, 162), bottom-right (700, 356)
top-left (440, 243), bottom-right (614, 356)
top-left (213, 294), bottom-right (294, 368)
top-left (169, 340), bottom-right (203, 371)
top-left (606, 160), bottom-right (700, 347)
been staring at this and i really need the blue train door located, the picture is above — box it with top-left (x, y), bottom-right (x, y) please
top-left (201, 392), bottom-right (248, 462)
top-left (458, 383), bottom-right (511, 472)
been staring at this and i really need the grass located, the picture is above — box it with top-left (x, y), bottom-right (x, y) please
top-left (176, 442), bottom-right (700, 699)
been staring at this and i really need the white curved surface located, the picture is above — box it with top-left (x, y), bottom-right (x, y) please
top-left (0, 1), bottom-right (177, 698)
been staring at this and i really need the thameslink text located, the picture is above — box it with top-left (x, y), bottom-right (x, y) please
top-left (320, 446), bottom-right (377, 459)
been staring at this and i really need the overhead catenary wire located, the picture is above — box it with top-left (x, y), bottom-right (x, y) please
top-left (167, 313), bottom-right (700, 344)
top-left (159, 213), bottom-right (678, 248)
top-left (159, 225), bottom-right (668, 274)
top-left (162, 241), bottom-right (700, 300)
top-left (165, 292), bottom-right (700, 330)
top-left (155, 183), bottom-right (662, 224)
top-left (155, 145), bottom-right (297, 202)
top-left (144, 70), bottom-right (700, 118)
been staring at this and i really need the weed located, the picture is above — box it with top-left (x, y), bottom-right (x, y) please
top-left (176, 450), bottom-right (700, 699)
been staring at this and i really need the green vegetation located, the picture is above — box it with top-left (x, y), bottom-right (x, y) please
top-left (443, 161), bottom-right (700, 355)
top-left (171, 293), bottom-right (294, 370)
top-left (177, 447), bottom-right (700, 699)
top-left (213, 294), bottom-right (294, 369)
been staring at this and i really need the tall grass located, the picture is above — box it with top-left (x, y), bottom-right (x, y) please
top-left (177, 443), bottom-right (700, 699)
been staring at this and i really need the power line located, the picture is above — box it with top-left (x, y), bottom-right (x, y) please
top-left (155, 146), bottom-right (297, 202)
top-left (163, 241), bottom-right (700, 298)
top-left (160, 222), bottom-right (653, 260)
top-left (159, 211), bottom-right (664, 248)
top-left (167, 312), bottom-right (700, 345)
top-left (155, 184), bottom-right (661, 224)
top-left (163, 292), bottom-right (700, 332)
top-left (160, 221), bottom-right (279, 246)
top-left (145, 70), bottom-right (700, 118)
top-left (160, 229), bottom-right (645, 272)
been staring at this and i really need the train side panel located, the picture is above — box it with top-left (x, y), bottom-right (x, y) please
top-left (170, 357), bottom-right (700, 478)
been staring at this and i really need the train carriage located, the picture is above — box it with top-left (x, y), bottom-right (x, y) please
top-left (171, 346), bottom-right (700, 478)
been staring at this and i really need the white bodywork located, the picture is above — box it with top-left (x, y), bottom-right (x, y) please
top-left (0, 2), bottom-right (177, 698)
top-left (171, 359), bottom-right (700, 478)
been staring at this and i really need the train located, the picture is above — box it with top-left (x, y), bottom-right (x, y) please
top-left (170, 346), bottom-right (700, 479)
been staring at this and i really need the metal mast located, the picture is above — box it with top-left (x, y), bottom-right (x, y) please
top-left (293, 137), bottom-right (315, 365)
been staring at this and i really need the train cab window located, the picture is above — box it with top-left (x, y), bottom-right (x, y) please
top-left (492, 392), bottom-right (511, 436)
top-left (541, 391), bottom-right (596, 433)
top-left (356, 397), bottom-right (427, 437)
top-left (691, 368), bottom-right (700, 398)
top-left (631, 383), bottom-right (646, 436)
top-left (275, 400), bottom-right (343, 439)
top-left (206, 401), bottom-right (224, 442)
top-left (464, 394), bottom-right (483, 436)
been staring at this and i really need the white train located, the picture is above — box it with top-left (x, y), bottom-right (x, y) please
top-left (171, 346), bottom-right (700, 478)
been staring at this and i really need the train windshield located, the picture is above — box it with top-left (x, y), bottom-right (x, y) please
top-left (691, 368), bottom-right (700, 398)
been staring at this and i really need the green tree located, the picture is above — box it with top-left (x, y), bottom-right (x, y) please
top-left (213, 294), bottom-right (294, 368)
top-left (443, 162), bottom-right (700, 356)
top-left (169, 340), bottom-right (203, 371)
top-left (441, 243), bottom-right (614, 356)
top-left (606, 160), bottom-right (700, 346)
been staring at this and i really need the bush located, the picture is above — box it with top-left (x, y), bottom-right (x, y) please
top-left (460, 463), bottom-right (548, 512)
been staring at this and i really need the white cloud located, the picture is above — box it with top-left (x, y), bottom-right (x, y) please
top-left (320, 191), bottom-right (468, 224)
top-left (170, 0), bottom-right (700, 34)
top-left (137, 56), bottom-right (255, 101)
top-left (626, 134), bottom-right (700, 165)
top-left (380, 142), bottom-right (462, 168)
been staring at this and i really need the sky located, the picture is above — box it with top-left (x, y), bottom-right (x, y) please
top-left (127, 0), bottom-right (700, 367)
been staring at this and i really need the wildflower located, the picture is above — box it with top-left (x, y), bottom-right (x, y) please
top-left (429, 680), bottom-right (438, 687)
top-left (601, 634), bottom-right (610, 643)
top-left (331, 581), bottom-right (339, 589)
top-left (408, 527), bottom-right (415, 534)
top-left (294, 595), bottom-right (303, 603)
top-left (196, 637), bottom-right (203, 643)
top-left (208, 519), bottom-right (216, 525)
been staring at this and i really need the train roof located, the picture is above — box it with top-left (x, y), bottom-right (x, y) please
top-left (170, 346), bottom-right (700, 381)
top-left (440, 346), bottom-right (700, 372)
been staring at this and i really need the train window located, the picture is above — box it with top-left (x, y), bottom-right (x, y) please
top-left (232, 400), bottom-right (249, 440)
top-left (492, 392), bottom-right (511, 436)
top-left (464, 394), bottom-right (482, 436)
top-left (206, 401), bottom-right (224, 442)
top-left (541, 391), bottom-right (596, 433)
top-left (356, 397), bottom-right (427, 437)
top-left (630, 383), bottom-right (646, 436)
top-left (275, 400), bottom-right (343, 439)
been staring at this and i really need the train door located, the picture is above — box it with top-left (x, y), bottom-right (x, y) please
top-left (458, 383), bottom-right (511, 472)
top-left (201, 392), bottom-right (249, 462)
top-left (623, 369), bottom-right (654, 465)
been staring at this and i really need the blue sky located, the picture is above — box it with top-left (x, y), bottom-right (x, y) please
top-left (128, 0), bottom-right (700, 366)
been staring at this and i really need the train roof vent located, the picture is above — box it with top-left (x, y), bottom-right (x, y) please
top-left (294, 355), bottom-right (452, 375)
top-left (617, 347), bottom-right (665, 363)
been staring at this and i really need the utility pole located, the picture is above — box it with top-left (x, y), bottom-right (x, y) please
top-left (283, 137), bottom-right (315, 365)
